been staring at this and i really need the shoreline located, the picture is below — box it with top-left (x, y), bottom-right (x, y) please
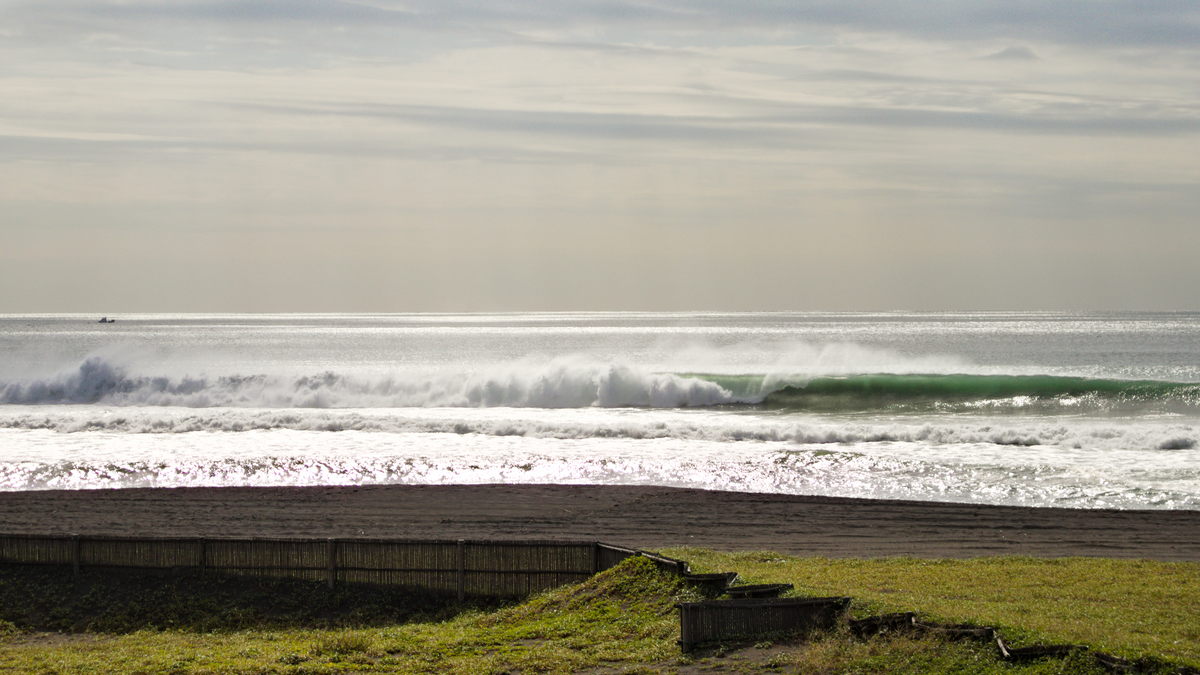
top-left (1, 484), bottom-right (1197, 561)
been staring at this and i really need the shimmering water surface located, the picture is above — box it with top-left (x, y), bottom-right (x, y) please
top-left (1, 312), bottom-right (1197, 509)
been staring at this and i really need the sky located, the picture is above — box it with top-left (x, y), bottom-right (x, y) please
top-left (2, 0), bottom-right (1199, 312)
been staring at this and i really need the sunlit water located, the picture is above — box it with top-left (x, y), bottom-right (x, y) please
top-left (1, 312), bottom-right (1197, 509)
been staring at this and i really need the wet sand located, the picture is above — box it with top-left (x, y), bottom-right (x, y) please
top-left (0, 484), bottom-right (1197, 561)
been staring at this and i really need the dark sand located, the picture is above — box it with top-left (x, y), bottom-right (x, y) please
top-left (1, 485), bottom-right (1197, 561)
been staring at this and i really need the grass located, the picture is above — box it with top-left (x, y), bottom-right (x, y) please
top-left (666, 548), bottom-right (1200, 668)
top-left (0, 566), bottom-right (487, 633)
top-left (0, 554), bottom-right (1196, 673)
top-left (0, 557), bottom-right (692, 673)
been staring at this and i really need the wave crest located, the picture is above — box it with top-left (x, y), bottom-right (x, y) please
top-left (0, 357), bottom-right (736, 409)
top-left (762, 373), bottom-right (1200, 412)
top-left (6, 357), bottom-right (1200, 413)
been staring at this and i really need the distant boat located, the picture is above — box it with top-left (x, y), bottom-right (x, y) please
top-left (98, 317), bottom-right (116, 324)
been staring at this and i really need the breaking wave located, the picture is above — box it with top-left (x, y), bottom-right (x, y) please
top-left (4, 357), bottom-right (1200, 414)
top-left (0, 356), bottom-right (736, 409)
top-left (762, 373), bottom-right (1200, 407)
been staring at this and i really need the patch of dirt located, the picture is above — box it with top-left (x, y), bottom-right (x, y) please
top-left (2, 631), bottom-right (108, 647)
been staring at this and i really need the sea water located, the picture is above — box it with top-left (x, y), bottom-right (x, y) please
top-left (0, 312), bottom-right (1197, 510)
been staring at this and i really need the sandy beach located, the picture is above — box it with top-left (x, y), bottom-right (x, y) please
top-left (0, 484), bottom-right (1196, 561)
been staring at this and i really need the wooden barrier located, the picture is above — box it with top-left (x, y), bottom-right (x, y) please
top-left (0, 534), bottom-right (620, 598)
top-left (677, 596), bottom-right (851, 650)
top-left (595, 543), bottom-right (689, 575)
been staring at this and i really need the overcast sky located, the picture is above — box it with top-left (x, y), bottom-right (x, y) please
top-left (2, 0), bottom-right (1199, 312)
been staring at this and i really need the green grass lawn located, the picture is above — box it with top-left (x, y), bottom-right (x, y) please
top-left (666, 549), bottom-right (1200, 667)
top-left (1, 553), bottom-right (1197, 673)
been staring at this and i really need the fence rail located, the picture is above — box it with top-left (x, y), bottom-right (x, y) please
top-left (0, 533), bottom-right (683, 599)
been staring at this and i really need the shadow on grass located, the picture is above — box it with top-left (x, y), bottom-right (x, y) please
top-left (0, 566), bottom-right (507, 633)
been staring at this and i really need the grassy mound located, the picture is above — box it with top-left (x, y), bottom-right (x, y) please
top-left (0, 566), bottom-right (487, 633)
top-left (0, 556), bottom-right (696, 673)
top-left (1, 554), bottom-right (1195, 673)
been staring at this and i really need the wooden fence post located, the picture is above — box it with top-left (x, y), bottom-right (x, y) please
top-left (71, 535), bottom-right (81, 578)
top-left (326, 539), bottom-right (337, 589)
top-left (456, 539), bottom-right (465, 602)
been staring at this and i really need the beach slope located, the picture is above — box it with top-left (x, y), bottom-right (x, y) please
top-left (1, 485), bottom-right (1197, 561)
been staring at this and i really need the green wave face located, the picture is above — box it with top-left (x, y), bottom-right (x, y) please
top-left (688, 373), bottom-right (1200, 413)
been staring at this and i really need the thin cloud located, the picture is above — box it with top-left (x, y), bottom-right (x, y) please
top-left (982, 46), bottom-right (1039, 61)
top-left (7, 0), bottom-right (1200, 48)
top-left (2, 0), bottom-right (1199, 312)
top-left (230, 99), bottom-right (1200, 141)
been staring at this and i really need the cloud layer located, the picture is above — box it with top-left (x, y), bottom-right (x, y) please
top-left (2, 0), bottom-right (1198, 310)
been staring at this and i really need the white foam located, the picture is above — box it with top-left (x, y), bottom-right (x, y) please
top-left (0, 429), bottom-right (1194, 509)
top-left (0, 355), bottom-right (737, 409)
top-left (1, 405), bottom-right (1196, 454)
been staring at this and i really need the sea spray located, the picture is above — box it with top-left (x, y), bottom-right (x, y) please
top-left (0, 355), bottom-right (740, 408)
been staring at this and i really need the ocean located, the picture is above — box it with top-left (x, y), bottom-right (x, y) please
top-left (0, 312), bottom-right (1197, 510)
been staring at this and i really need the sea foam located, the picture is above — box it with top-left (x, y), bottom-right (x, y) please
top-left (1, 405), bottom-right (1195, 454)
top-left (0, 356), bottom-right (737, 409)
top-left (1, 428), bottom-right (1194, 509)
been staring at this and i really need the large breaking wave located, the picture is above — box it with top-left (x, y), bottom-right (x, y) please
top-left (759, 373), bottom-right (1200, 412)
top-left (4, 356), bottom-right (1200, 413)
top-left (0, 356), bottom-right (737, 409)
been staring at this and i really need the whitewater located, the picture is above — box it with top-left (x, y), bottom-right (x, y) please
top-left (1, 312), bottom-right (1197, 509)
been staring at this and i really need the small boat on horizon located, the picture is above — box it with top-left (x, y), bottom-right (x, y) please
top-left (98, 317), bottom-right (116, 324)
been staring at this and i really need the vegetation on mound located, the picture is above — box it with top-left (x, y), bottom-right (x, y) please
top-left (0, 554), bottom-right (1194, 673)
top-left (0, 566), bottom-right (490, 633)
top-left (666, 549), bottom-right (1200, 668)
top-left (0, 557), bottom-right (697, 673)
